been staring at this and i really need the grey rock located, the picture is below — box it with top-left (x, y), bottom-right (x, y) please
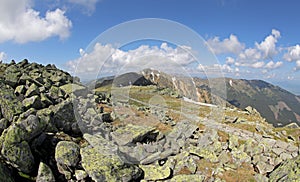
top-left (139, 164), bottom-right (171, 181)
top-left (81, 145), bottom-right (142, 182)
top-left (75, 170), bottom-right (88, 181)
top-left (25, 83), bottom-right (39, 97)
top-left (0, 82), bottom-right (23, 121)
top-left (269, 154), bottom-right (300, 181)
top-left (168, 174), bottom-right (205, 182)
top-left (14, 85), bottom-right (26, 96)
top-left (22, 95), bottom-right (43, 110)
top-left (36, 162), bottom-right (55, 182)
top-left (55, 141), bottom-right (80, 167)
top-left (111, 124), bottom-right (156, 146)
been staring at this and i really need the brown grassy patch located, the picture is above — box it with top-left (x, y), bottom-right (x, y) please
top-left (219, 163), bottom-right (256, 182)
top-left (155, 122), bottom-right (172, 134)
top-left (177, 167), bottom-right (192, 175)
top-left (218, 130), bottom-right (229, 142)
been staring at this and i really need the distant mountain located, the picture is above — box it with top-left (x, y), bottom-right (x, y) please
top-left (90, 70), bottom-right (300, 127)
top-left (86, 72), bottom-right (152, 89)
top-left (195, 78), bottom-right (300, 127)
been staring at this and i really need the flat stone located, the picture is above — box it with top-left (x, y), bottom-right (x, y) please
top-left (111, 124), bottom-right (156, 146)
top-left (81, 146), bottom-right (142, 182)
top-left (139, 164), bottom-right (171, 181)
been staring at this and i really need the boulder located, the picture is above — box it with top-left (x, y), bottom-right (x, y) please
top-left (139, 164), bottom-right (171, 181)
top-left (0, 115), bottom-right (46, 173)
top-left (0, 82), bottom-right (23, 121)
top-left (81, 146), bottom-right (142, 182)
top-left (269, 155), bottom-right (300, 181)
top-left (169, 174), bottom-right (205, 182)
top-left (36, 162), bottom-right (55, 182)
top-left (22, 95), bottom-right (43, 110)
top-left (55, 141), bottom-right (80, 167)
top-left (25, 83), bottom-right (40, 98)
top-left (51, 99), bottom-right (76, 133)
top-left (60, 83), bottom-right (88, 97)
top-left (111, 124), bottom-right (156, 146)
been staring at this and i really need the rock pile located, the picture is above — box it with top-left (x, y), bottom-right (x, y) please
top-left (0, 60), bottom-right (299, 181)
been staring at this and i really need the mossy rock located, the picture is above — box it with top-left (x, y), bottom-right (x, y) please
top-left (36, 162), bottom-right (55, 182)
top-left (269, 155), bottom-right (300, 181)
top-left (0, 82), bottom-right (23, 121)
top-left (139, 164), bottom-right (171, 181)
top-left (60, 83), bottom-right (88, 97)
top-left (170, 174), bottom-right (205, 182)
top-left (55, 141), bottom-right (80, 167)
top-left (81, 146), bottom-right (142, 182)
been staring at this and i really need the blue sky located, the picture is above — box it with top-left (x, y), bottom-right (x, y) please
top-left (0, 0), bottom-right (300, 94)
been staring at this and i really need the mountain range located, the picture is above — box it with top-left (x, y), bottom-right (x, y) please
top-left (90, 69), bottom-right (300, 127)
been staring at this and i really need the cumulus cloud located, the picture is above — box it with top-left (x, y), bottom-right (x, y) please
top-left (66, 43), bottom-right (197, 79)
top-left (0, 0), bottom-right (72, 43)
top-left (225, 57), bottom-right (235, 65)
top-left (206, 34), bottom-right (245, 55)
top-left (283, 44), bottom-right (300, 62)
top-left (0, 52), bottom-right (6, 61)
top-left (294, 60), bottom-right (300, 71)
top-left (265, 61), bottom-right (283, 69)
top-left (68, 0), bottom-right (100, 14)
top-left (255, 29), bottom-right (281, 59)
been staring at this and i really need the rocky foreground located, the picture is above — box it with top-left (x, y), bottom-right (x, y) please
top-left (0, 60), bottom-right (299, 181)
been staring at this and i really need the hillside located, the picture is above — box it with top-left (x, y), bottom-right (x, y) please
top-left (0, 60), bottom-right (299, 181)
top-left (194, 78), bottom-right (300, 127)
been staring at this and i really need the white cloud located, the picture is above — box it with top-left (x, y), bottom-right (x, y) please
top-left (251, 61), bottom-right (265, 68)
top-left (66, 43), bottom-right (197, 78)
top-left (237, 48), bottom-right (262, 63)
top-left (255, 29), bottom-right (280, 59)
top-left (68, 0), bottom-right (100, 14)
top-left (0, 0), bottom-right (72, 43)
top-left (0, 52), bottom-right (6, 61)
top-left (225, 57), bottom-right (235, 65)
top-left (294, 60), bottom-right (300, 71)
top-left (283, 44), bottom-right (300, 62)
top-left (265, 61), bottom-right (283, 69)
top-left (206, 34), bottom-right (245, 55)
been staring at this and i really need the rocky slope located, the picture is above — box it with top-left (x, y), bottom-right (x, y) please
top-left (0, 60), bottom-right (299, 181)
top-left (194, 78), bottom-right (300, 127)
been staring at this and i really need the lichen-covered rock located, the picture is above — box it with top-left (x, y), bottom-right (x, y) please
top-left (14, 85), bottom-right (26, 96)
top-left (51, 99), bottom-right (76, 133)
top-left (25, 83), bottom-right (40, 98)
top-left (22, 95), bottom-right (42, 110)
top-left (55, 141), bottom-right (80, 167)
top-left (40, 93), bottom-right (53, 107)
top-left (81, 146), bottom-right (142, 182)
top-left (139, 164), bottom-right (171, 181)
top-left (169, 174), bottom-right (205, 182)
top-left (75, 170), bottom-right (88, 181)
top-left (0, 115), bottom-right (47, 173)
top-left (36, 162), bottom-right (55, 182)
top-left (269, 155), bottom-right (300, 181)
top-left (111, 124), bottom-right (156, 146)
top-left (228, 134), bottom-right (239, 150)
top-left (0, 81), bottom-right (23, 121)
top-left (60, 83), bottom-right (88, 97)
top-left (188, 146), bottom-right (219, 163)
top-left (1, 140), bottom-right (34, 173)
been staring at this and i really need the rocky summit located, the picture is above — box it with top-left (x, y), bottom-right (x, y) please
top-left (0, 60), bottom-right (299, 181)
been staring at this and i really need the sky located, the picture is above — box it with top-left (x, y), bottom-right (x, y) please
top-left (0, 0), bottom-right (300, 94)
